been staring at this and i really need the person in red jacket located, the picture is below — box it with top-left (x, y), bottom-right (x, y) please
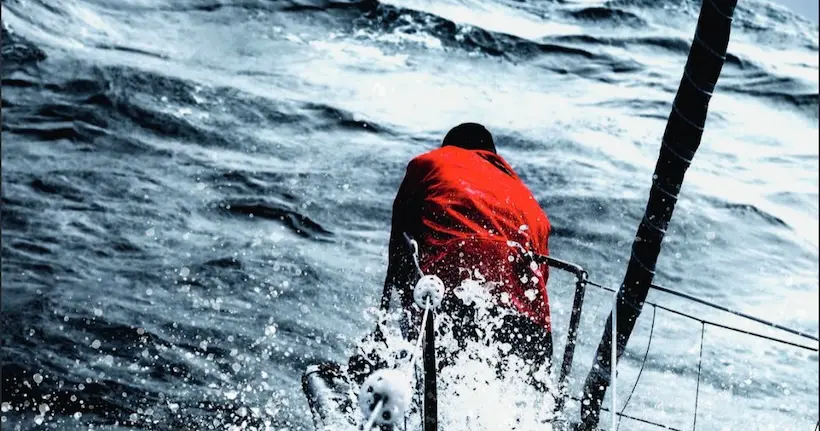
top-left (383, 122), bottom-right (553, 390)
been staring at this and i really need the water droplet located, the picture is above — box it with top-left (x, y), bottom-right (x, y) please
top-left (524, 289), bottom-right (538, 301)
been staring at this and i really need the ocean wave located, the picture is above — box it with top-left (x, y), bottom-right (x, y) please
top-left (1, 24), bottom-right (47, 66)
top-left (719, 71), bottom-right (819, 116)
top-left (543, 32), bottom-right (817, 114)
top-left (718, 201), bottom-right (789, 228)
top-left (3, 58), bottom-right (391, 156)
top-left (216, 199), bottom-right (333, 239)
top-left (547, 33), bottom-right (692, 53)
top-left (274, 0), bottom-right (604, 61)
top-left (355, 1), bottom-right (599, 59)
top-left (564, 5), bottom-right (648, 27)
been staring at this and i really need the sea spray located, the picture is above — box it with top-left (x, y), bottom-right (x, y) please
top-left (354, 278), bottom-right (557, 430)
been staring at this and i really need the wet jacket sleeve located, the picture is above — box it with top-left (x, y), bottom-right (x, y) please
top-left (382, 158), bottom-right (430, 310)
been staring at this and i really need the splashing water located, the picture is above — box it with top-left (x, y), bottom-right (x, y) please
top-left (354, 278), bottom-right (557, 430)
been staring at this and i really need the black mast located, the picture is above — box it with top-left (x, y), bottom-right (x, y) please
top-left (578, 0), bottom-right (738, 428)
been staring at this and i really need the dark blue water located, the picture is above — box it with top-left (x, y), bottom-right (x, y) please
top-left (2, 0), bottom-right (818, 429)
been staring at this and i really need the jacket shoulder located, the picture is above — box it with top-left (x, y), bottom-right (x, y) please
top-left (406, 148), bottom-right (447, 173)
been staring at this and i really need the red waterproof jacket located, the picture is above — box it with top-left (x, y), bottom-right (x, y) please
top-left (386, 146), bottom-right (552, 331)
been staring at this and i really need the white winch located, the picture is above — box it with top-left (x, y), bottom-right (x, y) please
top-left (358, 368), bottom-right (412, 426)
top-left (413, 274), bottom-right (444, 308)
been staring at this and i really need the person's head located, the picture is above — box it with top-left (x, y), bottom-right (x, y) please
top-left (441, 123), bottom-right (496, 153)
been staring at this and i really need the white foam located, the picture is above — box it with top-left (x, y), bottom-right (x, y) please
top-left (355, 279), bottom-right (558, 429)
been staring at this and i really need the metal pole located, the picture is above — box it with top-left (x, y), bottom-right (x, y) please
top-left (611, 292), bottom-right (618, 431)
top-left (554, 268), bottom-right (589, 413)
top-left (423, 310), bottom-right (437, 431)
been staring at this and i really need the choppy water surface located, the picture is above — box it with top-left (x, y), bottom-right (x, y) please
top-left (2, 0), bottom-right (818, 429)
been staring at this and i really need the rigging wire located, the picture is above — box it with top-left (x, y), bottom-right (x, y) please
top-left (616, 305), bottom-right (657, 431)
top-left (585, 280), bottom-right (818, 352)
top-left (649, 283), bottom-right (818, 342)
top-left (693, 323), bottom-right (706, 430)
top-left (577, 279), bottom-right (816, 431)
top-left (569, 394), bottom-right (684, 431)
